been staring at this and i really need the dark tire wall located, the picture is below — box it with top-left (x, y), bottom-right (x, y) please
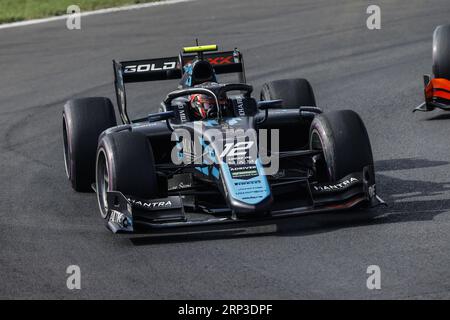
top-left (260, 78), bottom-right (317, 150)
top-left (260, 78), bottom-right (316, 107)
top-left (96, 130), bottom-right (158, 200)
top-left (63, 97), bottom-right (117, 191)
top-left (309, 110), bottom-right (374, 181)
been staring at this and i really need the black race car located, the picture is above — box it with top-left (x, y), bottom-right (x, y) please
top-left (62, 44), bottom-right (384, 233)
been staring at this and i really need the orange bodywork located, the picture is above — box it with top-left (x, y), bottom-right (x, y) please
top-left (425, 78), bottom-right (450, 102)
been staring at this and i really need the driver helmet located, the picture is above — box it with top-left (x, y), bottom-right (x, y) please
top-left (189, 94), bottom-right (218, 120)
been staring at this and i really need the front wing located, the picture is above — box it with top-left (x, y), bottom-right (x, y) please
top-left (104, 167), bottom-right (385, 233)
top-left (413, 76), bottom-right (450, 112)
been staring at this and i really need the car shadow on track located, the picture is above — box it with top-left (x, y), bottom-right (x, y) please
top-left (129, 158), bottom-right (450, 245)
top-left (375, 157), bottom-right (448, 171)
top-left (367, 157), bottom-right (450, 221)
top-left (424, 113), bottom-right (450, 121)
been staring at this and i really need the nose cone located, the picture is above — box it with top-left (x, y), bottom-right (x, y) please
top-left (220, 161), bottom-right (273, 214)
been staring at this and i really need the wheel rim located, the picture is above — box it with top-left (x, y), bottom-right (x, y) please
top-left (62, 118), bottom-right (70, 179)
top-left (310, 129), bottom-right (330, 182)
top-left (310, 129), bottom-right (323, 151)
top-left (96, 150), bottom-right (109, 218)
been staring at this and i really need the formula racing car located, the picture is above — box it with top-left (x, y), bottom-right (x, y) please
top-left (62, 44), bottom-right (384, 233)
top-left (414, 24), bottom-right (450, 112)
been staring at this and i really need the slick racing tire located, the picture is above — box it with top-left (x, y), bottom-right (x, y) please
top-left (96, 130), bottom-right (158, 218)
top-left (260, 78), bottom-right (317, 149)
top-left (260, 78), bottom-right (316, 107)
top-left (63, 97), bottom-right (117, 192)
top-left (309, 110), bottom-right (374, 182)
top-left (433, 24), bottom-right (450, 79)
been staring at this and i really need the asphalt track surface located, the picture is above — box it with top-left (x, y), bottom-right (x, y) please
top-left (1, 0), bottom-right (450, 299)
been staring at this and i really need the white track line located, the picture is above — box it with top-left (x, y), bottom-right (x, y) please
top-left (0, 0), bottom-right (197, 30)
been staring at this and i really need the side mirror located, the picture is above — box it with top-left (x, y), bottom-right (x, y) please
top-left (132, 111), bottom-right (175, 124)
top-left (257, 99), bottom-right (283, 110)
top-left (148, 111), bottom-right (175, 122)
top-left (256, 99), bottom-right (283, 125)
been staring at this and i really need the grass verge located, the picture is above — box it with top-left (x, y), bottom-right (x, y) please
top-left (0, 0), bottom-right (161, 24)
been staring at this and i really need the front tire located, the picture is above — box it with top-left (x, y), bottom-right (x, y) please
top-left (309, 110), bottom-right (374, 182)
top-left (63, 97), bottom-right (116, 192)
top-left (96, 130), bottom-right (158, 218)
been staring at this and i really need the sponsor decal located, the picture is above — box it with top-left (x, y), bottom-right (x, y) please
top-left (230, 164), bottom-right (258, 179)
top-left (168, 173), bottom-right (193, 191)
top-left (235, 97), bottom-right (246, 117)
top-left (184, 56), bottom-right (234, 66)
top-left (177, 104), bottom-right (187, 122)
top-left (234, 180), bottom-right (261, 186)
top-left (313, 177), bottom-right (359, 193)
top-left (208, 56), bottom-right (233, 65)
top-left (127, 198), bottom-right (173, 209)
top-left (124, 61), bottom-right (177, 73)
top-left (168, 181), bottom-right (192, 191)
top-left (109, 209), bottom-right (129, 227)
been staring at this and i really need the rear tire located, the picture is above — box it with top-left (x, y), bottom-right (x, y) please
top-left (260, 78), bottom-right (316, 107)
top-left (96, 130), bottom-right (158, 218)
top-left (260, 78), bottom-right (317, 150)
top-left (433, 24), bottom-right (450, 79)
top-left (309, 110), bottom-right (374, 182)
top-left (63, 97), bottom-right (116, 192)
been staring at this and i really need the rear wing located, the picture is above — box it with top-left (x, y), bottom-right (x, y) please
top-left (113, 48), bottom-right (246, 124)
top-left (181, 50), bottom-right (245, 82)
